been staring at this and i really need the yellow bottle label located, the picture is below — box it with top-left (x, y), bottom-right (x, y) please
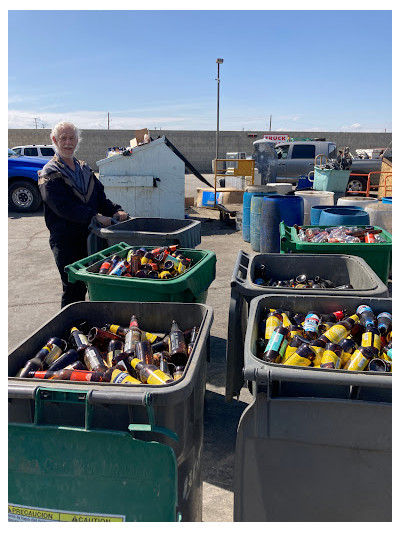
top-left (109, 324), bottom-right (120, 335)
top-left (147, 369), bottom-right (172, 385)
top-left (111, 369), bottom-right (140, 384)
top-left (340, 351), bottom-right (352, 368)
top-left (280, 345), bottom-right (297, 364)
top-left (265, 316), bottom-right (282, 340)
top-left (142, 331), bottom-right (158, 343)
top-left (281, 313), bottom-right (292, 328)
top-left (346, 350), bottom-right (369, 371)
top-left (324, 324), bottom-right (347, 344)
top-left (349, 314), bottom-right (360, 324)
top-left (283, 353), bottom-right (311, 367)
top-left (311, 346), bottom-right (325, 367)
top-left (361, 332), bottom-right (381, 350)
top-left (141, 256), bottom-right (149, 265)
top-left (177, 262), bottom-right (187, 274)
top-left (320, 350), bottom-right (341, 369)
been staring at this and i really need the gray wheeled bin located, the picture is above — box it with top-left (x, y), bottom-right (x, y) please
top-left (226, 251), bottom-right (389, 401)
top-left (8, 301), bottom-right (213, 522)
top-left (87, 217), bottom-right (201, 255)
top-left (234, 293), bottom-right (391, 522)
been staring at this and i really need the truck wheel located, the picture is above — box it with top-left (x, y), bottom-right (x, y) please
top-left (347, 176), bottom-right (367, 193)
top-left (8, 181), bottom-right (42, 212)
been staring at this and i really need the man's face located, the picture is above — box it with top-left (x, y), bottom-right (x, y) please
top-left (53, 126), bottom-right (78, 159)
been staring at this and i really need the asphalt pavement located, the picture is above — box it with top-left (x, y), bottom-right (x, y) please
top-left (8, 173), bottom-right (253, 522)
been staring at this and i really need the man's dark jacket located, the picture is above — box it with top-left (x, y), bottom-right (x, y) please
top-left (38, 155), bottom-right (121, 239)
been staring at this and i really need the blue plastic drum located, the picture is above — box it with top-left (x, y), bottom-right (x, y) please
top-left (318, 207), bottom-right (370, 227)
top-left (243, 192), bottom-right (276, 242)
top-left (310, 204), bottom-right (364, 226)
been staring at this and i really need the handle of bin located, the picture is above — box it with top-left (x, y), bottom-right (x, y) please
top-left (31, 387), bottom-right (178, 440)
top-left (231, 250), bottom-right (250, 287)
top-left (279, 222), bottom-right (290, 240)
top-left (255, 366), bottom-right (392, 390)
top-left (307, 170), bottom-right (314, 183)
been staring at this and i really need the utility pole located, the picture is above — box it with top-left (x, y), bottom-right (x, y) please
top-left (108, 112), bottom-right (110, 130)
top-left (269, 115), bottom-right (272, 131)
top-left (33, 117), bottom-right (40, 129)
top-left (216, 58), bottom-right (224, 160)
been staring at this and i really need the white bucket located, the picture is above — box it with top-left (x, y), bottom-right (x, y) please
top-left (365, 203), bottom-right (392, 234)
top-left (294, 190), bottom-right (335, 225)
top-left (337, 196), bottom-right (379, 209)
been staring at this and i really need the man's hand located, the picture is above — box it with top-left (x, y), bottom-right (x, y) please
top-left (95, 214), bottom-right (112, 227)
top-left (113, 210), bottom-right (128, 222)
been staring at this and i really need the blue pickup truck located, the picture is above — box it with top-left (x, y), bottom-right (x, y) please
top-left (8, 148), bottom-right (48, 212)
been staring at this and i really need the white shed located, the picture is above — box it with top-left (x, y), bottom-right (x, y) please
top-left (96, 137), bottom-right (185, 219)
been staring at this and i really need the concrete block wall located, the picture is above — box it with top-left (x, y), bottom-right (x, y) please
top-left (9, 129), bottom-right (392, 174)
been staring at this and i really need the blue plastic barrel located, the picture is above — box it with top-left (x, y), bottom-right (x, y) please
top-left (382, 197), bottom-right (392, 204)
top-left (319, 207), bottom-right (370, 227)
top-left (310, 204), bottom-right (364, 226)
top-left (243, 192), bottom-right (276, 242)
top-left (259, 195), bottom-right (304, 253)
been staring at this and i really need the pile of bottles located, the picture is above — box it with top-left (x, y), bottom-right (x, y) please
top-left (253, 265), bottom-right (352, 289)
top-left (98, 245), bottom-right (192, 279)
top-left (256, 305), bottom-right (392, 372)
top-left (15, 315), bottom-right (200, 385)
top-left (295, 225), bottom-right (386, 244)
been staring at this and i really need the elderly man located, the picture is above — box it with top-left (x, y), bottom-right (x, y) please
top-left (39, 121), bottom-right (128, 308)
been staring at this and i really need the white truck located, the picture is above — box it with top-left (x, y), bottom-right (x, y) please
top-left (272, 140), bottom-right (382, 190)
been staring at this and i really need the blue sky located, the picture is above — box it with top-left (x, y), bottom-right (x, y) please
top-left (8, 8), bottom-right (392, 132)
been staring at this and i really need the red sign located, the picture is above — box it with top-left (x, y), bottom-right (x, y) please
top-left (263, 134), bottom-right (289, 142)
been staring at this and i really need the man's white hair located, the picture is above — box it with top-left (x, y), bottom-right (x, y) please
top-left (50, 121), bottom-right (81, 149)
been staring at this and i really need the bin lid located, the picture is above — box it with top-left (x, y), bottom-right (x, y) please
top-left (9, 422), bottom-right (178, 522)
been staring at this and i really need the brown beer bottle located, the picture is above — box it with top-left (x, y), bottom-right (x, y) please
top-left (105, 324), bottom-right (128, 337)
top-left (318, 314), bottom-right (359, 346)
top-left (28, 369), bottom-right (104, 381)
top-left (123, 315), bottom-right (142, 356)
top-left (106, 339), bottom-right (124, 368)
top-left (187, 326), bottom-right (199, 356)
top-left (102, 367), bottom-right (141, 384)
top-left (168, 320), bottom-right (188, 367)
top-left (47, 349), bottom-right (80, 371)
top-left (83, 345), bottom-right (108, 372)
top-left (135, 340), bottom-right (154, 365)
top-left (128, 358), bottom-right (174, 385)
top-left (69, 327), bottom-right (90, 353)
top-left (283, 343), bottom-right (316, 367)
top-left (280, 334), bottom-right (306, 364)
top-left (320, 343), bottom-right (344, 369)
top-left (262, 326), bottom-right (290, 363)
top-left (42, 337), bottom-right (68, 368)
top-left (17, 342), bottom-right (54, 378)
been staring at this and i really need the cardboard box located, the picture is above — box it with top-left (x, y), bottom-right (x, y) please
top-left (130, 128), bottom-right (150, 148)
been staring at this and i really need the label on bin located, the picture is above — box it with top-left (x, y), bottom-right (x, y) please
top-left (8, 504), bottom-right (125, 522)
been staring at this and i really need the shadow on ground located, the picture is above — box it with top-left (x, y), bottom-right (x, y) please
top-left (203, 388), bottom-right (249, 492)
top-left (8, 207), bottom-right (44, 220)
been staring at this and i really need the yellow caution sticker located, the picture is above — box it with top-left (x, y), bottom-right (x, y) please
top-left (8, 504), bottom-right (125, 522)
